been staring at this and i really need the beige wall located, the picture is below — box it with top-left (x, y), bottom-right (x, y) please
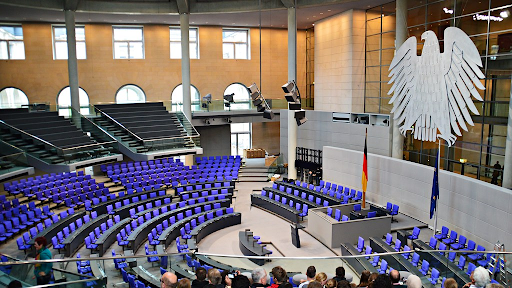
top-left (252, 121), bottom-right (280, 155)
top-left (0, 23), bottom-right (306, 105)
top-left (314, 9), bottom-right (366, 113)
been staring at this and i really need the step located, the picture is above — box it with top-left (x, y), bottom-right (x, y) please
top-left (239, 172), bottom-right (269, 177)
top-left (238, 176), bottom-right (269, 182)
top-left (113, 131), bottom-right (125, 136)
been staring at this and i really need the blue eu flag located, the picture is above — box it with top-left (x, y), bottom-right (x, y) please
top-left (430, 150), bottom-right (440, 219)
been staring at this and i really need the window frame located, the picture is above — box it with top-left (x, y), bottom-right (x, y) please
top-left (222, 28), bottom-right (250, 60)
top-left (0, 87), bottom-right (29, 108)
top-left (115, 84), bottom-right (146, 104)
top-left (112, 26), bottom-right (145, 60)
top-left (169, 26), bottom-right (199, 59)
top-left (0, 24), bottom-right (25, 60)
top-left (171, 83), bottom-right (201, 112)
top-left (51, 25), bottom-right (87, 60)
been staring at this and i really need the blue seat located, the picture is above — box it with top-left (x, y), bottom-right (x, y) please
top-left (438, 242), bottom-right (447, 255)
top-left (371, 255), bottom-right (380, 267)
top-left (402, 245), bottom-right (411, 259)
top-left (457, 255), bottom-right (466, 270)
top-left (477, 253), bottom-right (493, 267)
top-left (466, 262), bottom-right (476, 276)
top-left (429, 268), bottom-right (440, 285)
top-left (357, 237), bottom-right (364, 252)
top-left (341, 215), bottom-right (349, 221)
top-left (411, 252), bottom-right (420, 266)
top-left (468, 245), bottom-right (485, 261)
top-left (378, 259), bottom-right (388, 274)
top-left (451, 235), bottom-right (467, 250)
top-left (334, 209), bottom-right (341, 221)
top-left (419, 260), bottom-right (430, 275)
top-left (408, 227), bottom-right (420, 240)
top-left (326, 207), bottom-right (333, 217)
top-left (367, 211), bottom-right (376, 218)
top-left (435, 226), bottom-right (449, 240)
top-left (429, 237), bottom-right (437, 249)
top-left (390, 204), bottom-right (399, 222)
top-left (448, 251), bottom-right (456, 262)
top-left (442, 230), bottom-right (458, 245)
top-left (354, 204), bottom-right (361, 211)
top-left (461, 240), bottom-right (476, 254)
top-left (394, 239), bottom-right (401, 252)
top-left (385, 233), bottom-right (393, 245)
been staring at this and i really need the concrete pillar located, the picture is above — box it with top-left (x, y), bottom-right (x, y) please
top-left (180, 13), bottom-right (191, 120)
top-left (185, 155), bottom-right (194, 167)
top-left (65, 9), bottom-right (80, 126)
top-left (392, 0), bottom-right (407, 159)
top-left (287, 6), bottom-right (297, 180)
top-left (502, 78), bottom-right (512, 189)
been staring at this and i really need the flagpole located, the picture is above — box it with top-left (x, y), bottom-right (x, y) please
top-left (433, 138), bottom-right (440, 237)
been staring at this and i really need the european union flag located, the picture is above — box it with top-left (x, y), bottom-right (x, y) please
top-left (430, 150), bottom-right (440, 219)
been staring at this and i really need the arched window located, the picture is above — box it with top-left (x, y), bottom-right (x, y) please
top-left (116, 84), bottom-right (146, 104)
top-left (57, 86), bottom-right (90, 116)
top-left (224, 83), bottom-right (250, 110)
top-left (171, 84), bottom-right (201, 112)
top-left (0, 87), bottom-right (29, 109)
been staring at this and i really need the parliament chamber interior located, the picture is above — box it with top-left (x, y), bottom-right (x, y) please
top-left (0, 0), bottom-right (511, 287)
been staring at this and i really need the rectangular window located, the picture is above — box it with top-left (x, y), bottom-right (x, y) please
top-left (222, 29), bottom-right (250, 60)
top-left (231, 123), bottom-right (252, 156)
top-left (0, 25), bottom-right (25, 60)
top-left (113, 26), bottom-right (144, 59)
top-left (52, 26), bottom-right (86, 60)
top-left (169, 27), bottom-right (199, 59)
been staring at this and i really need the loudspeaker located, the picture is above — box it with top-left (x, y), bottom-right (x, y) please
top-left (285, 91), bottom-right (298, 103)
top-left (288, 103), bottom-right (301, 110)
top-left (253, 98), bottom-right (263, 106)
top-left (294, 110), bottom-right (307, 126)
top-left (282, 81), bottom-right (294, 93)
top-left (256, 104), bottom-right (266, 112)
top-left (263, 110), bottom-right (274, 120)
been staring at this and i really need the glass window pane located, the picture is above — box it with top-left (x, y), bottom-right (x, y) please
top-left (171, 84), bottom-right (200, 111)
top-left (190, 43), bottom-right (198, 59)
top-left (9, 41), bottom-right (25, 59)
top-left (114, 28), bottom-right (143, 41)
top-left (408, 6), bottom-right (426, 27)
top-left (0, 26), bottom-right (23, 40)
top-left (0, 41), bottom-right (8, 59)
top-left (231, 134), bottom-right (237, 156)
top-left (366, 18), bottom-right (382, 36)
top-left (231, 123), bottom-right (250, 133)
top-left (55, 42), bottom-right (68, 59)
top-left (76, 27), bottom-right (85, 41)
top-left (237, 134), bottom-right (251, 156)
top-left (170, 42), bottom-right (181, 59)
top-left (170, 28), bottom-right (181, 41)
top-left (223, 30), bottom-right (246, 42)
top-left (223, 43), bottom-right (234, 59)
top-left (54, 27), bottom-right (67, 41)
top-left (235, 43), bottom-right (247, 59)
top-left (427, 0), bottom-right (455, 23)
top-left (456, 13), bottom-right (491, 37)
top-left (457, 0), bottom-right (490, 16)
top-left (116, 85), bottom-right (146, 104)
top-left (129, 42), bottom-right (144, 59)
top-left (382, 15), bottom-right (396, 33)
top-left (77, 42), bottom-right (86, 59)
top-left (365, 97), bottom-right (380, 113)
top-left (366, 34), bottom-right (381, 51)
top-left (114, 42), bottom-right (129, 59)
top-left (0, 88), bottom-right (29, 108)
top-left (489, 9), bottom-right (512, 34)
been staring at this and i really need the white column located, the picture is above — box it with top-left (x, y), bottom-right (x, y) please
top-left (503, 78), bottom-right (512, 189)
top-left (65, 9), bottom-right (80, 126)
top-left (392, 0), bottom-right (407, 158)
top-left (180, 13), bottom-right (191, 120)
top-left (287, 6), bottom-right (297, 180)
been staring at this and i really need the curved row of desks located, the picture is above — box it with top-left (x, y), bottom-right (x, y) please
top-left (340, 242), bottom-right (378, 274)
top-left (186, 212), bottom-right (242, 251)
top-left (251, 194), bottom-right (300, 223)
top-left (275, 181), bottom-right (342, 206)
top-left (63, 214), bottom-right (108, 257)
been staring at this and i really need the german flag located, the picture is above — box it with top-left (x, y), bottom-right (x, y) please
top-left (362, 129), bottom-right (368, 207)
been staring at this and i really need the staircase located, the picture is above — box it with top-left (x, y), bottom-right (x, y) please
top-left (238, 166), bottom-right (269, 182)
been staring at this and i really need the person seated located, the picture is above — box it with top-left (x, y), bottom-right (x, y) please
top-left (251, 268), bottom-right (269, 288)
top-left (389, 270), bottom-right (406, 288)
top-left (193, 268), bottom-right (209, 288)
top-left (269, 266), bottom-right (287, 288)
top-left (444, 278), bottom-right (458, 288)
top-left (299, 266), bottom-right (317, 288)
top-left (333, 267), bottom-right (346, 282)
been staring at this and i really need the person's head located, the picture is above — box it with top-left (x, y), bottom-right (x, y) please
top-left (315, 273), bottom-right (328, 286)
top-left (271, 266), bottom-right (287, 284)
top-left (359, 271), bottom-right (371, 287)
top-left (7, 280), bottom-right (22, 288)
top-left (196, 267), bottom-right (207, 281)
top-left (405, 275), bottom-right (421, 288)
top-left (178, 279), bottom-right (192, 288)
top-left (208, 269), bottom-right (223, 285)
top-left (278, 283), bottom-right (293, 288)
top-left (443, 278), bottom-right (458, 288)
top-left (34, 236), bottom-right (47, 249)
top-left (473, 267), bottom-right (490, 288)
top-left (335, 267), bottom-right (346, 279)
top-left (389, 270), bottom-right (400, 284)
top-left (221, 270), bottom-right (232, 286)
top-left (161, 272), bottom-right (178, 288)
top-left (368, 273), bottom-right (379, 286)
top-left (326, 279), bottom-right (337, 288)
top-left (337, 280), bottom-right (351, 288)
top-left (252, 268), bottom-right (268, 285)
top-left (306, 266), bottom-right (317, 280)
top-left (486, 284), bottom-right (505, 288)
top-left (372, 274), bottom-right (391, 288)
top-left (308, 281), bottom-right (323, 288)
top-left (232, 275), bottom-right (251, 288)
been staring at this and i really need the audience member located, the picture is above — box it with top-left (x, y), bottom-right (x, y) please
top-left (405, 275), bottom-right (421, 288)
top-left (333, 267), bottom-right (346, 282)
top-left (308, 281), bottom-right (324, 288)
top-left (372, 274), bottom-right (391, 288)
top-left (486, 284), bottom-right (504, 288)
top-left (464, 267), bottom-right (490, 288)
top-left (232, 275), bottom-right (251, 288)
top-left (162, 272), bottom-right (178, 288)
top-left (337, 280), bottom-right (351, 288)
top-left (444, 278), bottom-right (458, 288)
top-left (251, 268), bottom-right (268, 288)
top-left (269, 266), bottom-right (288, 288)
top-left (33, 237), bottom-right (52, 285)
top-left (221, 271), bottom-right (233, 288)
top-left (299, 266), bottom-right (317, 288)
top-left (314, 273), bottom-right (328, 286)
top-left (279, 283), bottom-right (294, 288)
top-left (7, 280), bottom-right (22, 288)
top-left (389, 270), bottom-right (405, 288)
top-left (193, 268), bottom-right (209, 288)
top-left (326, 279), bottom-right (337, 288)
top-left (179, 279), bottom-right (192, 288)
top-left (368, 273), bottom-right (379, 288)
top-left (358, 271), bottom-right (371, 288)
top-left (209, 268), bottom-right (225, 288)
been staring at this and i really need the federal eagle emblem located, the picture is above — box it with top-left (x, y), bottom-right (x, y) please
top-left (388, 27), bottom-right (485, 146)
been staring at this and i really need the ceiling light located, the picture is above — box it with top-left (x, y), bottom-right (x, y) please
top-left (500, 10), bottom-right (510, 18)
top-left (328, 9), bottom-right (331, 11)
top-left (320, 12), bottom-right (323, 15)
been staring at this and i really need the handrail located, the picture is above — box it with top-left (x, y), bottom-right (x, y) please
top-left (175, 110), bottom-right (200, 136)
top-left (60, 140), bottom-right (118, 152)
top-left (1, 249), bottom-right (510, 266)
top-left (0, 138), bottom-right (25, 153)
top-left (69, 106), bottom-right (119, 143)
top-left (0, 120), bottom-right (62, 153)
top-left (93, 105), bottom-right (143, 142)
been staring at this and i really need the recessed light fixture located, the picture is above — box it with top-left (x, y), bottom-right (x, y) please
top-left (500, 10), bottom-right (510, 18)
top-left (313, 15), bottom-right (316, 17)
top-left (320, 12), bottom-right (323, 15)
top-left (328, 9), bottom-right (331, 12)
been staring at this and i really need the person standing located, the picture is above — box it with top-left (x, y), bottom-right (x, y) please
top-left (491, 161), bottom-right (501, 184)
top-left (33, 237), bottom-right (52, 285)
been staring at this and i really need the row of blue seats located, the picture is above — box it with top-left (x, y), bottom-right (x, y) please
top-left (272, 183), bottom-right (335, 207)
top-left (176, 182), bottom-right (232, 194)
top-left (109, 169), bottom-right (239, 184)
top-left (89, 190), bottom-right (167, 215)
top-left (5, 176), bottom-right (96, 198)
top-left (101, 157), bottom-right (180, 172)
top-left (195, 155), bottom-right (241, 163)
top-left (291, 181), bottom-right (363, 203)
top-left (261, 190), bottom-right (309, 217)
top-left (180, 189), bottom-right (229, 200)
top-left (52, 211), bottom-right (104, 253)
top-left (3, 170), bottom-right (87, 193)
top-left (0, 204), bottom-right (55, 243)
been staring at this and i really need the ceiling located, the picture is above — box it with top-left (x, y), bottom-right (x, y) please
top-left (0, 0), bottom-right (392, 29)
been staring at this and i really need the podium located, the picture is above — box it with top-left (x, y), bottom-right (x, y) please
top-left (291, 223), bottom-right (305, 248)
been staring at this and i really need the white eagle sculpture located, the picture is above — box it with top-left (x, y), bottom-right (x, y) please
top-left (388, 27), bottom-right (485, 146)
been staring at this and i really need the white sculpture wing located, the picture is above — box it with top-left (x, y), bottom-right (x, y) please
top-left (387, 36), bottom-right (418, 133)
top-left (441, 27), bottom-right (485, 143)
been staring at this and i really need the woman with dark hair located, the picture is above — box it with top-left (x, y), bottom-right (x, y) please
top-left (357, 271), bottom-right (371, 288)
top-left (33, 236), bottom-right (52, 285)
top-left (179, 279), bottom-right (192, 288)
